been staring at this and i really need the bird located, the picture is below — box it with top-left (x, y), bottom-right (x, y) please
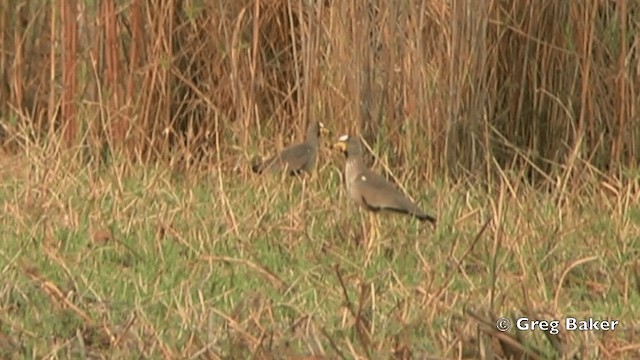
top-left (251, 121), bottom-right (329, 176)
top-left (332, 134), bottom-right (436, 224)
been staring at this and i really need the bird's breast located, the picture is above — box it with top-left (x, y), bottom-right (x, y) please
top-left (345, 160), bottom-right (362, 202)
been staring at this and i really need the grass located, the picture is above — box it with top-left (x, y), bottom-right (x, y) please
top-left (2, 0), bottom-right (639, 357)
top-left (0, 145), bottom-right (639, 359)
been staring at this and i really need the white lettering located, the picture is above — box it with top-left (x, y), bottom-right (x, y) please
top-left (519, 317), bottom-right (619, 333)
top-left (516, 318), bottom-right (560, 335)
top-left (610, 320), bottom-right (619, 330)
top-left (516, 317), bottom-right (530, 330)
top-left (565, 318), bottom-right (619, 331)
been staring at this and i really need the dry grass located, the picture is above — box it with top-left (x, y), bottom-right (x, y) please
top-left (1, 0), bottom-right (640, 358)
top-left (0, 139), bottom-right (639, 359)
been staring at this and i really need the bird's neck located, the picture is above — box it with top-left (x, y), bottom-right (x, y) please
top-left (306, 131), bottom-right (318, 145)
top-left (346, 156), bottom-right (364, 181)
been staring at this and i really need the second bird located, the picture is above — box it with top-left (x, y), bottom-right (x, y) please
top-left (252, 121), bottom-right (328, 176)
top-left (332, 134), bottom-right (437, 224)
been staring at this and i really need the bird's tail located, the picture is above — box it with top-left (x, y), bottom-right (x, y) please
top-left (250, 156), bottom-right (264, 174)
top-left (417, 212), bottom-right (437, 225)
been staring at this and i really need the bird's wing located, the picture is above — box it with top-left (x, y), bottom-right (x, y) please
top-left (275, 143), bottom-right (313, 172)
top-left (354, 169), bottom-right (426, 216)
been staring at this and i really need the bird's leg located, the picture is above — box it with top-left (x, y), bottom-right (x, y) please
top-left (357, 209), bottom-right (367, 249)
top-left (363, 211), bottom-right (378, 266)
top-left (300, 175), bottom-right (307, 200)
top-left (369, 212), bottom-right (377, 243)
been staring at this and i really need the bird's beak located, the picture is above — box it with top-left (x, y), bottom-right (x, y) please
top-left (331, 140), bottom-right (347, 152)
top-left (319, 123), bottom-right (330, 136)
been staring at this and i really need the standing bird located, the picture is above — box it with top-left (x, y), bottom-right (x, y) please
top-left (251, 121), bottom-right (329, 176)
top-left (332, 134), bottom-right (436, 224)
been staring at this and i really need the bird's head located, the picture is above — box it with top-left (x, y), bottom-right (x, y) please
top-left (318, 122), bottom-right (330, 137)
top-left (332, 134), bottom-right (362, 158)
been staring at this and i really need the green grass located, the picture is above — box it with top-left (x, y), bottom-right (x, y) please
top-left (0, 151), bottom-right (639, 359)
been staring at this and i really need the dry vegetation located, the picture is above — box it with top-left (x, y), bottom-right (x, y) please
top-left (1, 0), bottom-right (640, 359)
